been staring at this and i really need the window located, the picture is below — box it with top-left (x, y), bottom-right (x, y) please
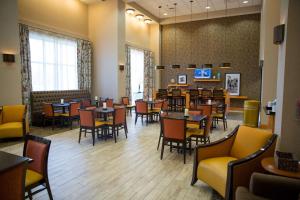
top-left (130, 48), bottom-right (144, 103)
top-left (29, 31), bottom-right (78, 91)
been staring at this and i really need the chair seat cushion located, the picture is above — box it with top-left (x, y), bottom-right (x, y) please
top-left (186, 128), bottom-right (204, 137)
top-left (0, 122), bottom-right (23, 138)
top-left (59, 113), bottom-right (69, 117)
top-left (126, 105), bottom-right (135, 108)
top-left (150, 108), bottom-right (161, 113)
top-left (25, 169), bottom-right (43, 187)
top-left (95, 121), bottom-right (109, 127)
top-left (187, 123), bottom-right (199, 129)
top-left (212, 113), bottom-right (223, 118)
top-left (197, 156), bottom-right (237, 197)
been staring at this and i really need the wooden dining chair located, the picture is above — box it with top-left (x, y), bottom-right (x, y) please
top-left (187, 116), bottom-right (213, 145)
top-left (212, 104), bottom-right (228, 130)
top-left (160, 117), bottom-right (191, 164)
top-left (42, 103), bottom-right (61, 130)
top-left (61, 102), bottom-right (81, 129)
top-left (23, 135), bottom-right (53, 200)
top-left (135, 100), bottom-right (153, 125)
top-left (171, 89), bottom-right (184, 111)
top-left (81, 99), bottom-right (92, 108)
top-left (157, 111), bottom-right (168, 150)
top-left (79, 109), bottom-right (106, 146)
top-left (186, 109), bottom-right (203, 129)
top-left (105, 98), bottom-right (114, 107)
top-left (150, 100), bottom-right (164, 121)
top-left (106, 107), bottom-right (128, 143)
top-left (121, 97), bottom-right (135, 116)
top-left (189, 89), bottom-right (200, 109)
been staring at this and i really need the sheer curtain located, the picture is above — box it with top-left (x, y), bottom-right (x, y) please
top-left (29, 31), bottom-right (78, 91)
top-left (130, 48), bottom-right (144, 103)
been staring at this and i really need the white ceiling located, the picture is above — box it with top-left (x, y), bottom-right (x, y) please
top-left (126, 0), bottom-right (261, 18)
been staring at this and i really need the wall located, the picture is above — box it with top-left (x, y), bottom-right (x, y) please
top-left (259, 0), bottom-right (280, 124)
top-left (161, 14), bottom-right (261, 104)
top-left (0, 0), bottom-right (22, 105)
top-left (275, 0), bottom-right (300, 159)
top-left (18, 0), bottom-right (88, 39)
top-left (88, 0), bottom-right (125, 100)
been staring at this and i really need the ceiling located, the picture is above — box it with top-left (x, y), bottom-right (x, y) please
top-left (80, 0), bottom-right (262, 19)
top-left (125, 0), bottom-right (261, 18)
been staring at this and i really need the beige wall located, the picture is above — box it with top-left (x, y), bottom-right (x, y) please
top-left (0, 0), bottom-right (22, 105)
top-left (18, 0), bottom-right (88, 39)
top-left (275, 0), bottom-right (300, 159)
top-left (260, 0), bottom-right (280, 124)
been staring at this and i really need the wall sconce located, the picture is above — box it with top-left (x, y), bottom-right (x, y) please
top-left (2, 54), bottom-right (15, 63)
top-left (119, 64), bottom-right (125, 71)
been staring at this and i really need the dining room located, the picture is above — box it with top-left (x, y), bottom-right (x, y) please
top-left (1, 0), bottom-right (300, 200)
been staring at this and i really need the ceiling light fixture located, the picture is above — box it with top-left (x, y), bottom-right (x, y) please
top-left (205, 6), bottom-right (211, 9)
top-left (126, 8), bottom-right (135, 14)
top-left (220, 0), bottom-right (232, 69)
top-left (163, 13), bottom-right (168, 16)
top-left (172, 3), bottom-right (180, 69)
top-left (156, 6), bottom-right (165, 70)
top-left (144, 19), bottom-right (152, 24)
top-left (201, 0), bottom-right (213, 68)
top-left (187, 0), bottom-right (196, 70)
top-left (135, 14), bottom-right (144, 20)
top-left (242, 0), bottom-right (249, 4)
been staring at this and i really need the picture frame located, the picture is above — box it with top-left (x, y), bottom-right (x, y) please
top-left (177, 74), bottom-right (187, 84)
top-left (225, 73), bottom-right (241, 96)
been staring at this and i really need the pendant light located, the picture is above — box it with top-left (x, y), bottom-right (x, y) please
top-left (202, 0), bottom-right (213, 68)
top-left (172, 3), bottom-right (180, 69)
top-left (187, 0), bottom-right (196, 70)
top-left (156, 6), bottom-right (165, 70)
top-left (220, 0), bottom-right (232, 69)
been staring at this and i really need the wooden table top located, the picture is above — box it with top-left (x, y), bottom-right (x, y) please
top-left (52, 103), bottom-right (70, 107)
top-left (261, 157), bottom-right (300, 179)
top-left (94, 107), bottom-right (114, 114)
top-left (162, 112), bottom-right (207, 123)
top-left (0, 151), bottom-right (28, 173)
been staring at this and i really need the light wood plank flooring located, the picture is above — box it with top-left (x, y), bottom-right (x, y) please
top-left (0, 115), bottom-right (242, 200)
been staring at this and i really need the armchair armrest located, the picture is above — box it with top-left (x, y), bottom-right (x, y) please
top-left (250, 172), bottom-right (300, 200)
top-left (22, 105), bottom-right (29, 136)
top-left (225, 134), bottom-right (277, 200)
top-left (191, 125), bottom-right (239, 185)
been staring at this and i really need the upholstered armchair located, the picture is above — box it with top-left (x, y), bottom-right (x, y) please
top-left (0, 105), bottom-right (29, 139)
top-left (191, 125), bottom-right (277, 200)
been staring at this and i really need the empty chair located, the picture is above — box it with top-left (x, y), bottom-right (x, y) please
top-left (171, 89), bottom-right (184, 111)
top-left (121, 97), bottom-right (135, 116)
top-left (42, 103), bottom-right (61, 130)
top-left (105, 98), bottom-right (114, 107)
top-left (189, 89), bottom-right (200, 109)
top-left (187, 116), bottom-right (213, 145)
top-left (81, 99), bottom-right (92, 108)
top-left (106, 107), bottom-right (128, 143)
top-left (212, 104), bottom-right (228, 130)
top-left (150, 100), bottom-right (164, 121)
top-left (61, 102), bottom-right (81, 129)
top-left (157, 89), bottom-right (168, 99)
top-left (201, 89), bottom-right (213, 103)
top-left (160, 117), bottom-right (191, 164)
top-left (23, 135), bottom-right (53, 200)
top-left (135, 100), bottom-right (153, 125)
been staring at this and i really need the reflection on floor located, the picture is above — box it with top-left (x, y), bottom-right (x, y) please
top-left (0, 113), bottom-right (242, 200)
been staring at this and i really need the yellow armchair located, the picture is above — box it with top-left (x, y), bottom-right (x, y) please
top-left (191, 125), bottom-right (277, 200)
top-left (0, 105), bottom-right (29, 139)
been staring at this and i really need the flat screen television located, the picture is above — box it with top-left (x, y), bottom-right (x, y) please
top-left (194, 68), bottom-right (212, 79)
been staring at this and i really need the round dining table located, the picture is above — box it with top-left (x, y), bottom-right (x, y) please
top-left (52, 103), bottom-right (70, 113)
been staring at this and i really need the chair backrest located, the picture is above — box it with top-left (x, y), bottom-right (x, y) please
top-left (162, 100), bottom-right (169, 111)
top-left (198, 104), bottom-right (212, 116)
top-left (23, 135), bottom-right (51, 177)
top-left (0, 158), bottom-right (27, 200)
top-left (69, 102), bottom-right (80, 116)
top-left (162, 118), bottom-right (186, 140)
top-left (154, 100), bottom-right (163, 109)
top-left (81, 99), bottom-right (91, 108)
top-left (230, 126), bottom-right (273, 159)
top-left (190, 89), bottom-right (199, 97)
top-left (79, 109), bottom-right (95, 127)
top-left (158, 89), bottom-right (168, 95)
top-left (43, 103), bottom-right (54, 117)
top-left (188, 109), bottom-right (202, 116)
top-left (135, 100), bottom-right (148, 114)
top-left (114, 107), bottom-right (126, 125)
top-left (121, 97), bottom-right (130, 105)
top-left (216, 104), bottom-right (227, 115)
top-left (172, 89), bottom-right (181, 97)
top-left (106, 99), bottom-right (114, 107)
top-left (2, 105), bottom-right (26, 123)
top-left (202, 89), bottom-right (212, 98)
top-left (213, 89), bottom-right (224, 97)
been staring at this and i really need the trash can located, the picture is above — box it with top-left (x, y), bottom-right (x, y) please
top-left (244, 100), bottom-right (260, 127)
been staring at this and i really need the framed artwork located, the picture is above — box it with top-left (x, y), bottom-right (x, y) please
top-left (225, 73), bottom-right (241, 96)
top-left (177, 74), bottom-right (187, 84)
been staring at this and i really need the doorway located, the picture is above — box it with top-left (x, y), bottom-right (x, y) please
top-left (130, 48), bottom-right (144, 104)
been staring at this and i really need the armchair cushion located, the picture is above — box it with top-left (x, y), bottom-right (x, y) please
top-left (2, 105), bottom-right (25, 123)
top-left (0, 122), bottom-right (23, 138)
top-left (230, 126), bottom-right (272, 159)
top-left (198, 157), bottom-right (237, 196)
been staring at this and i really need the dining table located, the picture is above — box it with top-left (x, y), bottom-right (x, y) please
top-left (162, 112), bottom-right (207, 123)
top-left (52, 103), bottom-right (70, 113)
top-left (94, 107), bottom-right (114, 121)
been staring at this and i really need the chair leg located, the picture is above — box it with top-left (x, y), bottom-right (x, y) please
top-left (124, 123), bottom-right (128, 139)
top-left (189, 138), bottom-right (192, 155)
top-left (45, 178), bottom-right (54, 200)
top-left (52, 118), bottom-right (55, 130)
top-left (157, 132), bottom-right (162, 150)
top-left (170, 141), bottom-right (172, 152)
top-left (183, 142), bottom-right (186, 164)
top-left (135, 114), bottom-right (138, 125)
top-left (160, 138), bottom-right (165, 160)
top-left (84, 129), bottom-right (87, 137)
top-left (92, 129), bottom-right (95, 146)
top-left (223, 118), bottom-right (226, 131)
top-left (113, 127), bottom-right (117, 143)
top-left (28, 189), bottom-right (33, 200)
top-left (78, 128), bottom-right (82, 143)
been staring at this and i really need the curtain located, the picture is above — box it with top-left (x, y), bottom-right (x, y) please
top-left (77, 39), bottom-right (92, 93)
top-left (143, 50), bottom-right (155, 100)
top-left (19, 24), bottom-right (32, 120)
top-left (125, 45), bottom-right (131, 102)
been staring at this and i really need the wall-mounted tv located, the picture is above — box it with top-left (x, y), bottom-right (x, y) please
top-left (194, 68), bottom-right (212, 79)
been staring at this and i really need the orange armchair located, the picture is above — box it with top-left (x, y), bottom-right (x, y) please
top-left (191, 125), bottom-right (277, 200)
top-left (0, 105), bottom-right (29, 139)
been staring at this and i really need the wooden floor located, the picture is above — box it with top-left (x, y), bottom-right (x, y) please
top-left (0, 115), bottom-right (242, 200)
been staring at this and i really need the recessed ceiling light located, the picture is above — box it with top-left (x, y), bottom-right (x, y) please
top-left (242, 0), bottom-right (249, 3)
top-left (163, 13), bottom-right (168, 16)
top-left (135, 14), bottom-right (144, 20)
top-left (126, 8), bottom-right (135, 15)
top-left (144, 19), bottom-right (152, 24)
top-left (205, 6), bottom-right (211, 9)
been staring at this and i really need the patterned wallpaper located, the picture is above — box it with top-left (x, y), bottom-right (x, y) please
top-left (161, 14), bottom-right (261, 103)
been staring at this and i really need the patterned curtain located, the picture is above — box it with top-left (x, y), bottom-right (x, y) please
top-left (143, 50), bottom-right (155, 100)
top-left (77, 39), bottom-right (92, 93)
top-left (19, 24), bottom-right (32, 120)
top-left (125, 45), bottom-right (131, 101)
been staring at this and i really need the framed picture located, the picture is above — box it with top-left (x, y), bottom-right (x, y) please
top-left (177, 74), bottom-right (187, 84)
top-left (225, 73), bottom-right (241, 96)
